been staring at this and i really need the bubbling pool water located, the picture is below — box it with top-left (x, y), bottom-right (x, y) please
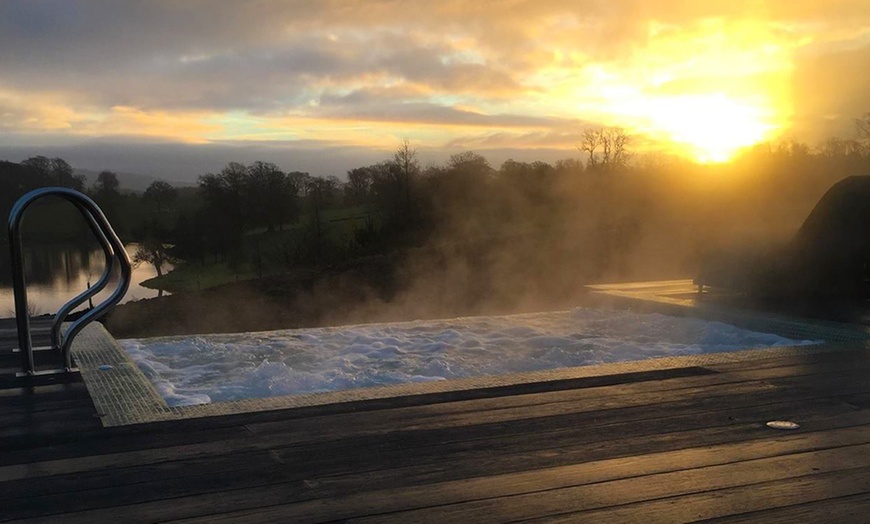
top-left (119, 307), bottom-right (820, 407)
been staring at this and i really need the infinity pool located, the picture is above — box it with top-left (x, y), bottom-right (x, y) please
top-left (119, 307), bottom-right (820, 407)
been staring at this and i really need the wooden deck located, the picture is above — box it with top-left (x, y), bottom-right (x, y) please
top-left (3, 320), bottom-right (870, 522)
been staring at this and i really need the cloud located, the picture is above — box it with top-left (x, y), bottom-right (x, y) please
top-left (0, 3), bottom-right (525, 112)
top-left (314, 92), bottom-right (571, 128)
top-left (0, 137), bottom-right (392, 180)
top-left (0, 90), bottom-right (85, 131)
top-left (445, 131), bottom-right (578, 151)
top-left (791, 41), bottom-right (870, 141)
top-left (0, 0), bottom-right (869, 167)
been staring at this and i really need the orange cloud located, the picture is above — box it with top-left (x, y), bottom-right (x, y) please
top-left (98, 106), bottom-right (222, 143)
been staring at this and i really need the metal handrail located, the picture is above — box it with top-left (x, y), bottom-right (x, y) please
top-left (8, 187), bottom-right (132, 375)
top-left (51, 203), bottom-right (116, 355)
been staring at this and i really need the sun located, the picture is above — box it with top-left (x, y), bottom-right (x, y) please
top-left (538, 19), bottom-right (794, 164)
top-left (642, 93), bottom-right (777, 163)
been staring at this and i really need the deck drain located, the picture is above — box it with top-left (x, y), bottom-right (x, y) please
top-left (766, 420), bottom-right (800, 430)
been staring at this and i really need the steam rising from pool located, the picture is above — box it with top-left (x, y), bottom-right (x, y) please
top-left (119, 308), bottom-right (819, 407)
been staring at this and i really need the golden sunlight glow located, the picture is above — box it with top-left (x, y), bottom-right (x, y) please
top-left (534, 18), bottom-right (797, 162)
top-left (0, 89), bottom-right (84, 131)
top-left (634, 93), bottom-right (777, 163)
top-left (0, 94), bottom-right (222, 144)
top-left (102, 106), bottom-right (220, 144)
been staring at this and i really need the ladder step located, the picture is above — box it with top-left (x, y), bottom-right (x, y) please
top-left (16, 368), bottom-right (79, 378)
top-left (12, 346), bottom-right (54, 353)
top-left (0, 369), bottom-right (82, 389)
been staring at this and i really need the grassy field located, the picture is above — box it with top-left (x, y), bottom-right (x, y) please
top-left (142, 205), bottom-right (376, 293)
top-left (140, 262), bottom-right (259, 293)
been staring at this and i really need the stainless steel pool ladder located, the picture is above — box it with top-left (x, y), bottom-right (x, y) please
top-left (8, 187), bottom-right (132, 376)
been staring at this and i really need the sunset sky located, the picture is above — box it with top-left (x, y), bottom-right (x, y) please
top-left (1, 1), bottom-right (869, 179)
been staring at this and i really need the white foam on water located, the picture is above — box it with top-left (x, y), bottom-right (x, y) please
top-left (118, 307), bottom-right (820, 407)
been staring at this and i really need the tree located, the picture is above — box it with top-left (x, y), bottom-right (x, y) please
top-left (817, 137), bottom-right (862, 158)
top-left (306, 176), bottom-right (338, 216)
top-left (197, 162), bottom-right (250, 258)
top-left (345, 166), bottom-right (374, 205)
top-left (246, 161), bottom-right (294, 232)
top-left (132, 240), bottom-right (175, 278)
top-left (369, 160), bottom-right (407, 223)
top-left (579, 129), bottom-right (602, 168)
top-left (447, 151), bottom-right (493, 177)
top-left (855, 113), bottom-right (870, 156)
top-left (92, 169), bottom-right (120, 202)
top-left (139, 180), bottom-right (178, 248)
top-left (579, 127), bottom-right (629, 172)
top-left (393, 139), bottom-right (420, 214)
top-left (246, 161), bottom-right (275, 231)
top-left (286, 171), bottom-right (311, 198)
top-left (856, 112), bottom-right (870, 141)
top-left (199, 162), bottom-right (249, 236)
top-left (423, 151), bottom-right (494, 229)
top-left (93, 170), bottom-right (120, 197)
top-left (271, 168), bottom-right (299, 230)
top-left (21, 156), bottom-right (85, 190)
top-left (497, 159), bottom-right (554, 204)
top-left (305, 176), bottom-right (339, 263)
top-left (88, 170), bottom-right (123, 230)
top-left (142, 180), bottom-right (177, 218)
top-left (554, 158), bottom-right (584, 173)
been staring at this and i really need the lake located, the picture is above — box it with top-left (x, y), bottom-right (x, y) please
top-left (0, 242), bottom-right (168, 317)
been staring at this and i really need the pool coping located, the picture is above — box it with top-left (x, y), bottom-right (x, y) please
top-left (586, 279), bottom-right (870, 343)
top-left (74, 279), bottom-right (870, 427)
top-left (73, 325), bottom-right (864, 428)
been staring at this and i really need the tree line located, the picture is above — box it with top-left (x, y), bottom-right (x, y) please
top-left (2, 114), bottom-right (870, 302)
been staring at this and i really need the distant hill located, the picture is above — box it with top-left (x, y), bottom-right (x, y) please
top-left (74, 169), bottom-right (194, 193)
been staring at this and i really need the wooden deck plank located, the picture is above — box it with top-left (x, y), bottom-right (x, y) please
top-left (0, 383), bottom-right (91, 404)
top-left (0, 376), bottom-right (855, 484)
top-left (169, 446), bottom-right (870, 523)
top-left (1, 362), bottom-right (866, 476)
top-left (0, 461), bottom-right (316, 522)
top-left (331, 427), bottom-right (870, 509)
top-left (0, 449), bottom-right (282, 502)
top-left (4, 480), bottom-right (320, 524)
top-left (702, 492), bottom-right (870, 523)
top-left (0, 424), bottom-right (253, 474)
top-left (704, 346), bottom-right (870, 372)
top-left (0, 404), bottom-right (98, 429)
top-left (0, 397), bottom-right (97, 419)
top-left (3, 402), bottom-right (869, 524)
top-left (0, 373), bottom-right (83, 390)
top-left (0, 368), bottom-right (780, 456)
top-left (0, 388), bottom-right (866, 520)
top-left (1, 398), bottom-right (861, 507)
top-left (2, 316), bottom-right (870, 522)
top-left (241, 375), bottom-right (868, 446)
top-left (520, 467), bottom-right (870, 524)
top-left (0, 414), bottom-right (103, 443)
top-left (307, 408), bottom-right (870, 497)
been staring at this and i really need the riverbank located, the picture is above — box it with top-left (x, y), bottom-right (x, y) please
top-left (106, 255), bottom-right (389, 337)
top-left (104, 253), bottom-right (590, 338)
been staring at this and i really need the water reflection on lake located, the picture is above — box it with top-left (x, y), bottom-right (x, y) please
top-left (0, 243), bottom-right (169, 316)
